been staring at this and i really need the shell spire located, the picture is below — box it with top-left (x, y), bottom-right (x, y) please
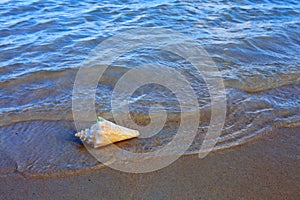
top-left (75, 117), bottom-right (139, 148)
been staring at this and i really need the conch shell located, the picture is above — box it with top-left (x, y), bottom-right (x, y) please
top-left (75, 117), bottom-right (139, 148)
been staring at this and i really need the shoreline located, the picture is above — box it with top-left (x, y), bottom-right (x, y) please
top-left (1, 127), bottom-right (299, 199)
top-left (0, 120), bottom-right (291, 178)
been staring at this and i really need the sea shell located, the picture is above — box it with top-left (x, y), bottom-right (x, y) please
top-left (75, 117), bottom-right (140, 148)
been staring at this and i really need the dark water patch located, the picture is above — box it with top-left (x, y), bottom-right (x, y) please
top-left (0, 120), bottom-right (99, 176)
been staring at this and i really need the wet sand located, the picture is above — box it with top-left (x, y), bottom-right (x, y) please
top-left (0, 127), bottom-right (299, 199)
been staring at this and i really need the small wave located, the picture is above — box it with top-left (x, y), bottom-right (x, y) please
top-left (224, 65), bottom-right (300, 93)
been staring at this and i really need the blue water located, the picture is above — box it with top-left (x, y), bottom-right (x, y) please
top-left (0, 0), bottom-right (299, 175)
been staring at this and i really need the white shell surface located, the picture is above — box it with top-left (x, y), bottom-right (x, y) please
top-left (75, 118), bottom-right (139, 148)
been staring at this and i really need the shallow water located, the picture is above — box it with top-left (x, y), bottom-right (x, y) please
top-left (0, 0), bottom-right (299, 174)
